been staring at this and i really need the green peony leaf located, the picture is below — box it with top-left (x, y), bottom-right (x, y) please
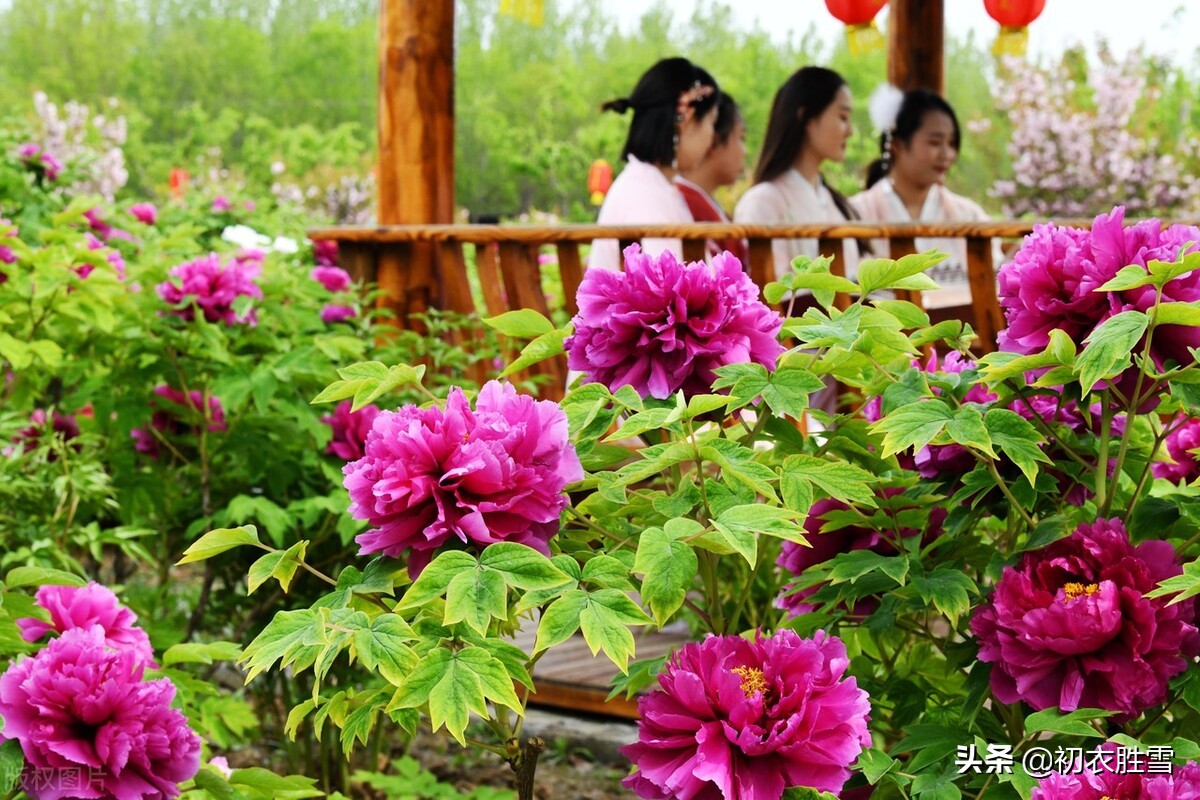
top-left (1075, 310), bottom-right (1149, 394)
top-left (479, 543), bottom-right (574, 590)
top-left (177, 525), bottom-right (263, 565)
top-left (443, 566), bottom-right (507, 635)
top-left (870, 401), bottom-right (955, 460)
top-left (634, 528), bottom-right (698, 627)
top-left (500, 327), bottom-right (569, 377)
top-left (353, 614), bottom-right (418, 685)
top-left (984, 408), bottom-right (1052, 487)
top-left (483, 308), bottom-right (554, 339)
top-left (578, 589), bottom-right (651, 673)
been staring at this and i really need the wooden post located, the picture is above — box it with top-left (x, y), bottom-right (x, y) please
top-left (886, 0), bottom-right (944, 93)
top-left (377, 0), bottom-right (455, 325)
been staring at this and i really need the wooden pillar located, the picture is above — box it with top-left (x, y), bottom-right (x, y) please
top-left (886, 0), bottom-right (944, 93)
top-left (377, 0), bottom-right (455, 325)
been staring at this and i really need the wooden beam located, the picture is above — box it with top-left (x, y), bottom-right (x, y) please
top-left (378, 0), bottom-right (454, 225)
top-left (376, 0), bottom-right (454, 330)
top-left (887, 0), bottom-right (944, 93)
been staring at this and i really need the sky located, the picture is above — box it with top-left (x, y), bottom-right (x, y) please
top-left (571, 1), bottom-right (1200, 66)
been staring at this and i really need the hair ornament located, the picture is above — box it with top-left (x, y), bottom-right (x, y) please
top-left (676, 80), bottom-right (715, 118)
top-left (868, 83), bottom-right (905, 134)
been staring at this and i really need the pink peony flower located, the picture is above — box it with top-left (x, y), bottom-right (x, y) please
top-left (565, 245), bottom-right (784, 399)
top-left (970, 518), bottom-right (1200, 720)
top-left (1032, 752), bottom-right (1200, 799)
top-left (18, 143), bottom-right (62, 182)
top-left (156, 253), bottom-right (262, 326)
top-left (211, 195), bottom-right (231, 213)
top-left (1154, 416), bottom-right (1200, 485)
top-left (620, 629), bottom-right (871, 798)
top-left (320, 400), bottom-right (380, 462)
top-left (0, 626), bottom-right (200, 799)
top-left (346, 381), bottom-right (583, 576)
top-left (777, 492), bottom-right (946, 616)
top-left (17, 582), bottom-right (156, 668)
top-left (83, 233), bottom-right (126, 280)
top-left (312, 239), bottom-right (339, 266)
top-left (320, 304), bottom-right (357, 324)
top-left (311, 265), bottom-right (352, 292)
top-left (129, 203), bottom-right (158, 225)
top-left (209, 756), bottom-right (233, 779)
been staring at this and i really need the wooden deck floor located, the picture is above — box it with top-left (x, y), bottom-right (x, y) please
top-left (511, 625), bottom-right (692, 719)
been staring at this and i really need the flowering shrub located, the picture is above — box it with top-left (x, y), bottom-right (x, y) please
top-left (169, 225), bottom-right (1200, 799)
top-left (992, 52), bottom-right (1200, 217)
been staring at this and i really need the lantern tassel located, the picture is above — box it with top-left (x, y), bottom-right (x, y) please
top-left (845, 21), bottom-right (885, 56)
top-left (992, 25), bottom-right (1030, 57)
top-left (498, 0), bottom-right (543, 26)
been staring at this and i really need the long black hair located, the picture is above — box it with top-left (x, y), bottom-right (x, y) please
top-left (865, 88), bottom-right (962, 189)
top-left (751, 66), bottom-right (859, 224)
top-left (601, 57), bottom-right (720, 167)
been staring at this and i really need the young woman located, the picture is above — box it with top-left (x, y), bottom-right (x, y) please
top-left (850, 87), bottom-right (999, 303)
top-left (733, 66), bottom-right (861, 282)
top-left (589, 57), bottom-right (720, 270)
top-left (676, 92), bottom-right (749, 265)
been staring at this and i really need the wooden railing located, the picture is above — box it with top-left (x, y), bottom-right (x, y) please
top-left (306, 221), bottom-right (1050, 394)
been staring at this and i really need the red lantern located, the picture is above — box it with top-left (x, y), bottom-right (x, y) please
top-left (984, 0), bottom-right (1047, 56)
top-left (824, 0), bottom-right (888, 55)
top-left (587, 159), bottom-right (612, 206)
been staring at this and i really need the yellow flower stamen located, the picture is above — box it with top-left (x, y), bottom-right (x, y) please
top-left (1062, 582), bottom-right (1100, 600)
top-left (731, 665), bottom-right (767, 698)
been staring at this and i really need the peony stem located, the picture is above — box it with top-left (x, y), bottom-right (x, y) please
top-left (511, 736), bottom-right (545, 800)
top-left (984, 459), bottom-right (1036, 531)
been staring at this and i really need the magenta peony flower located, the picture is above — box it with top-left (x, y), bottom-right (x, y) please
top-left (17, 582), bottom-right (156, 668)
top-left (565, 246), bottom-right (784, 399)
top-left (346, 381), bottom-right (583, 576)
top-left (0, 626), bottom-right (200, 799)
top-left (1090, 207), bottom-right (1200, 369)
top-left (132, 385), bottom-right (227, 459)
top-left (621, 629), bottom-right (871, 798)
top-left (320, 304), bottom-right (357, 324)
top-left (83, 208), bottom-right (113, 240)
top-left (1154, 416), bottom-right (1200, 485)
top-left (6, 409), bottom-right (82, 460)
top-left (211, 195), bottom-right (231, 212)
top-left (312, 239), bottom-right (339, 266)
top-left (18, 143), bottom-right (62, 182)
top-left (82, 233), bottom-right (126, 280)
top-left (129, 203), bottom-right (158, 226)
top-left (778, 492), bottom-right (946, 616)
top-left (311, 265), bottom-right (352, 292)
top-left (999, 208), bottom-right (1200, 370)
top-left (321, 400), bottom-right (380, 461)
top-left (156, 253), bottom-right (262, 326)
top-left (1032, 752), bottom-right (1200, 799)
top-left (971, 517), bottom-right (1200, 719)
